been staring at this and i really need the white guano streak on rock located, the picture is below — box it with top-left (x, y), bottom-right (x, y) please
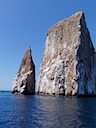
top-left (37, 11), bottom-right (96, 96)
top-left (12, 70), bottom-right (33, 93)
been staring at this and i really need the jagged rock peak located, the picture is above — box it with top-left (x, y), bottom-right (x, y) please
top-left (18, 46), bottom-right (34, 74)
top-left (37, 11), bottom-right (96, 96)
top-left (47, 11), bottom-right (85, 36)
top-left (12, 46), bottom-right (35, 95)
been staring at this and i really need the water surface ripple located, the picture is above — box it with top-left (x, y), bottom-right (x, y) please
top-left (0, 92), bottom-right (96, 128)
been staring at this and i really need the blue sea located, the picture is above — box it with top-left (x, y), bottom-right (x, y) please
top-left (0, 91), bottom-right (96, 128)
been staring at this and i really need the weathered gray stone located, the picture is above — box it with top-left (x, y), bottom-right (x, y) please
top-left (37, 11), bottom-right (96, 96)
top-left (12, 47), bottom-right (35, 94)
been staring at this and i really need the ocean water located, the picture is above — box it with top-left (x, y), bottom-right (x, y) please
top-left (0, 91), bottom-right (96, 128)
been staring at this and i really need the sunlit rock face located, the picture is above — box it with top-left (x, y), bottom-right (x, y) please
top-left (37, 11), bottom-right (96, 96)
top-left (12, 47), bottom-right (35, 94)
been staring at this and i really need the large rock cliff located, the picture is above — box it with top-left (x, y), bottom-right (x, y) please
top-left (37, 11), bottom-right (96, 96)
top-left (12, 47), bottom-right (35, 94)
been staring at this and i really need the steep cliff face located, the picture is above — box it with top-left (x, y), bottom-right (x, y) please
top-left (37, 11), bottom-right (96, 96)
top-left (12, 47), bottom-right (35, 94)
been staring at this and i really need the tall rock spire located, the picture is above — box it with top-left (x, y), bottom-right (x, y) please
top-left (18, 46), bottom-right (34, 74)
top-left (37, 11), bottom-right (96, 96)
top-left (12, 47), bottom-right (35, 94)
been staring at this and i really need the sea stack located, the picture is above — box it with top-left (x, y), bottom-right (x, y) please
top-left (37, 11), bottom-right (96, 96)
top-left (12, 47), bottom-right (35, 94)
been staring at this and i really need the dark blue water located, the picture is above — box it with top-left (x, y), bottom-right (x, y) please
top-left (0, 91), bottom-right (96, 128)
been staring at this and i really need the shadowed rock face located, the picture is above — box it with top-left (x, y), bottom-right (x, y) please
top-left (37, 11), bottom-right (96, 96)
top-left (12, 47), bottom-right (35, 94)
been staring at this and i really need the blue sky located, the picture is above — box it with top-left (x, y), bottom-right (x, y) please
top-left (0, 0), bottom-right (96, 90)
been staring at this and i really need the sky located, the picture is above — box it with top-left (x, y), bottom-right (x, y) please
top-left (0, 0), bottom-right (96, 90)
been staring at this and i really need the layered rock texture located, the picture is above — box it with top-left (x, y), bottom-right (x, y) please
top-left (37, 11), bottom-right (96, 96)
top-left (12, 47), bottom-right (35, 94)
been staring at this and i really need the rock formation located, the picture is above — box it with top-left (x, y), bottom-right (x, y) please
top-left (12, 47), bottom-right (35, 94)
top-left (37, 11), bottom-right (96, 96)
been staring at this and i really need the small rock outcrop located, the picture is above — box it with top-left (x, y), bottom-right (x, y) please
top-left (12, 47), bottom-right (35, 94)
top-left (37, 11), bottom-right (96, 96)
